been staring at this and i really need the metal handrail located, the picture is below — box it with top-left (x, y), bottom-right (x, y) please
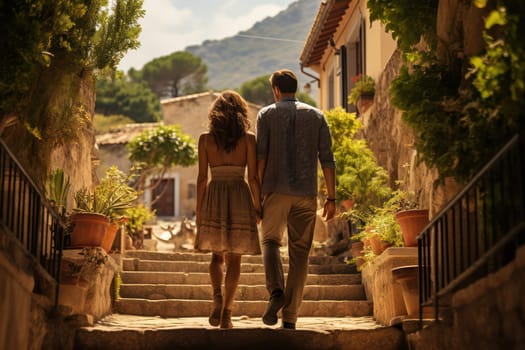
top-left (0, 137), bottom-right (65, 306)
top-left (417, 133), bottom-right (525, 321)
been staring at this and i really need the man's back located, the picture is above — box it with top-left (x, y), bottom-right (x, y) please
top-left (256, 98), bottom-right (334, 197)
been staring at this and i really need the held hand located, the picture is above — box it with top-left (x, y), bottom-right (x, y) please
top-left (254, 207), bottom-right (262, 225)
top-left (322, 200), bottom-right (336, 221)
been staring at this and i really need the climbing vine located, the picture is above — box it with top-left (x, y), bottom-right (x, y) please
top-left (370, 0), bottom-right (525, 182)
top-left (367, 0), bottom-right (439, 52)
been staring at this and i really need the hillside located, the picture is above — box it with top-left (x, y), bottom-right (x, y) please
top-left (185, 0), bottom-right (320, 92)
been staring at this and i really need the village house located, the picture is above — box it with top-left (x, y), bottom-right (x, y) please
top-left (96, 91), bottom-right (260, 218)
top-left (301, 1), bottom-right (525, 349)
top-left (300, 0), bottom-right (396, 112)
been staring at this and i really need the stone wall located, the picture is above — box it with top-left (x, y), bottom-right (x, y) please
top-left (359, 1), bottom-right (490, 219)
top-left (408, 245), bottom-right (525, 349)
top-left (0, 230), bottom-right (36, 350)
top-left (361, 50), bottom-right (462, 218)
top-left (1, 226), bottom-right (118, 350)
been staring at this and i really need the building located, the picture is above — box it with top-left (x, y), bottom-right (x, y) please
top-left (300, 0), bottom-right (396, 112)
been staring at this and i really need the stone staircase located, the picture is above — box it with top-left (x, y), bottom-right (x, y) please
top-left (75, 249), bottom-right (407, 349)
top-left (115, 250), bottom-right (371, 318)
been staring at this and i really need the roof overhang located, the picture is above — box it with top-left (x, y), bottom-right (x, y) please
top-left (300, 0), bottom-right (352, 68)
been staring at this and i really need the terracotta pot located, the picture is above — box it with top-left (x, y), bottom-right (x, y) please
top-left (356, 94), bottom-right (374, 114)
top-left (101, 222), bottom-right (119, 253)
top-left (369, 234), bottom-right (389, 255)
top-left (70, 213), bottom-right (110, 248)
top-left (341, 199), bottom-right (355, 211)
top-left (395, 209), bottom-right (429, 247)
top-left (392, 265), bottom-right (419, 316)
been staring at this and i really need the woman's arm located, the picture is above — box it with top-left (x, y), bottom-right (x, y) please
top-left (246, 133), bottom-right (262, 222)
top-left (196, 133), bottom-right (209, 224)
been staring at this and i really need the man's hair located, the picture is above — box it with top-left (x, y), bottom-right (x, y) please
top-left (269, 69), bottom-right (297, 93)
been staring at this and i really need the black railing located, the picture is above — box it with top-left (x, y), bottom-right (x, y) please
top-left (418, 134), bottom-right (525, 321)
top-left (0, 138), bottom-right (65, 306)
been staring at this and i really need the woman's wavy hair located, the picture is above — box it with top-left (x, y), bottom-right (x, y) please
top-left (208, 90), bottom-right (250, 153)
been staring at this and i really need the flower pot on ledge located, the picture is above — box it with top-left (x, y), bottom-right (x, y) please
top-left (395, 209), bottom-right (429, 247)
top-left (101, 222), bottom-right (119, 253)
top-left (70, 213), bottom-right (110, 248)
top-left (356, 93), bottom-right (375, 114)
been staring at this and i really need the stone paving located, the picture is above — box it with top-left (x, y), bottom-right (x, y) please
top-left (92, 314), bottom-right (382, 332)
top-left (77, 314), bottom-right (405, 350)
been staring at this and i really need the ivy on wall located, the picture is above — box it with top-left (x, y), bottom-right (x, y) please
top-left (368, 0), bottom-right (525, 182)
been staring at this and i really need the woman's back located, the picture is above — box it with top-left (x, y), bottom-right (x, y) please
top-left (205, 132), bottom-right (253, 168)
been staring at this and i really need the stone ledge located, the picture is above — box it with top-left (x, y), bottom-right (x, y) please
top-left (361, 247), bottom-right (418, 326)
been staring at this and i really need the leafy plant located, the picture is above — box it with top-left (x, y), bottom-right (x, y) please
top-left (374, 0), bottom-right (525, 183)
top-left (128, 125), bottom-right (197, 199)
top-left (74, 166), bottom-right (137, 220)
top-left (367, 208), bottom-right (403, 247)
top-left (325, 107), bottom-right (391, 223)
top-left (367, 0), bottom-right (439, 52)
top-left (45, 168), bottom-right (71, 213)
top-left (348, 74), bottom-right (375, 105)
top-left (125, 205), bottom-right (156, 238)
top-left (0, 0), bottom-right (144, 180)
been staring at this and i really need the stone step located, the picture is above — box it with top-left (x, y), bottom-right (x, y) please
top-left (122, 258), bottom-right (357, 274)
top-left (120, 271), bottom-right (362, 286)
top-left (75, 315), bottom-right (405, 350)
top-left (119, 284), bottom-right (366, 301)
top-left (115, 299), bottom-right (373, 318)
top-left (124, 250), bottom-right (347, 265)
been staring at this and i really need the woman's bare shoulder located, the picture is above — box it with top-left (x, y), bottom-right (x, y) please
top-left (245, 131), bottom-right (256, 141)
top-left (199, 132), bottom-right (211, 142)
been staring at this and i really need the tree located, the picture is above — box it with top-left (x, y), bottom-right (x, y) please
top-left (0, 0), bottom-right (144, 180)
top-left (127, 125), bottom-right (197, 204)
top-left (136, 51), bottom-right (208, 98)
top-left (96, 71), bottom-right (161, 123)
top-left (239, 75), bottom-right (274, 105)
top-left (239, 74), bottom-right (317, 107)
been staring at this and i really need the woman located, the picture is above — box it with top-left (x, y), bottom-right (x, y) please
top-left (194, 90), bottom-right (262, 329)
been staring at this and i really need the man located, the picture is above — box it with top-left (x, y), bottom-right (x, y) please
top-left (256, 69), bottom-right (336, 329)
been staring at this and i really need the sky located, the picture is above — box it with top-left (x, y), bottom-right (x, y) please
top-left (118, 0), bottom-right (298, 72)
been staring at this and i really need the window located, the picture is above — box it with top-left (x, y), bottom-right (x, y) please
top-left (343, 17), bottom-right (366, 112)
top-left (187, 183), bottom-right (196, 199)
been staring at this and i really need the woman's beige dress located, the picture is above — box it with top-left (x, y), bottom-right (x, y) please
top-left (194, 165), bottom-right (260, 255)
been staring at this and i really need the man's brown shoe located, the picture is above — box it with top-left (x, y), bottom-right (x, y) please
top-left (262, 293), bottom-right (285, 325)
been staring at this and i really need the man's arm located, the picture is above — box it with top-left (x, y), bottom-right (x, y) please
top-left (321, 166), bottom-right (336, 221)
top-left (257, 159), bottom-right (266, 191)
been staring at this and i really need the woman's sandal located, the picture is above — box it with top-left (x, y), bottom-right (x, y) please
top-left (220, 309), bottom-right (233, 329)
top-left (208, 294), bottom-right (223, 327)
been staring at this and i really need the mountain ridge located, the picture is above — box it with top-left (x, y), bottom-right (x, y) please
top-left (185, 0), bottom-right (320, 91)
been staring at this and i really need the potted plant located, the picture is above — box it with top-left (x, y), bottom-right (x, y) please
top-left (71, 166), bottom-right (138, 250)
top-left (348, 74), bottom-right (375, 112)
top-left (125, 204), bottom-right (156, 249)
top-left (387, 188), bottom-right (429, 247)
top-left (366, 202), bottom-right (404, 254)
